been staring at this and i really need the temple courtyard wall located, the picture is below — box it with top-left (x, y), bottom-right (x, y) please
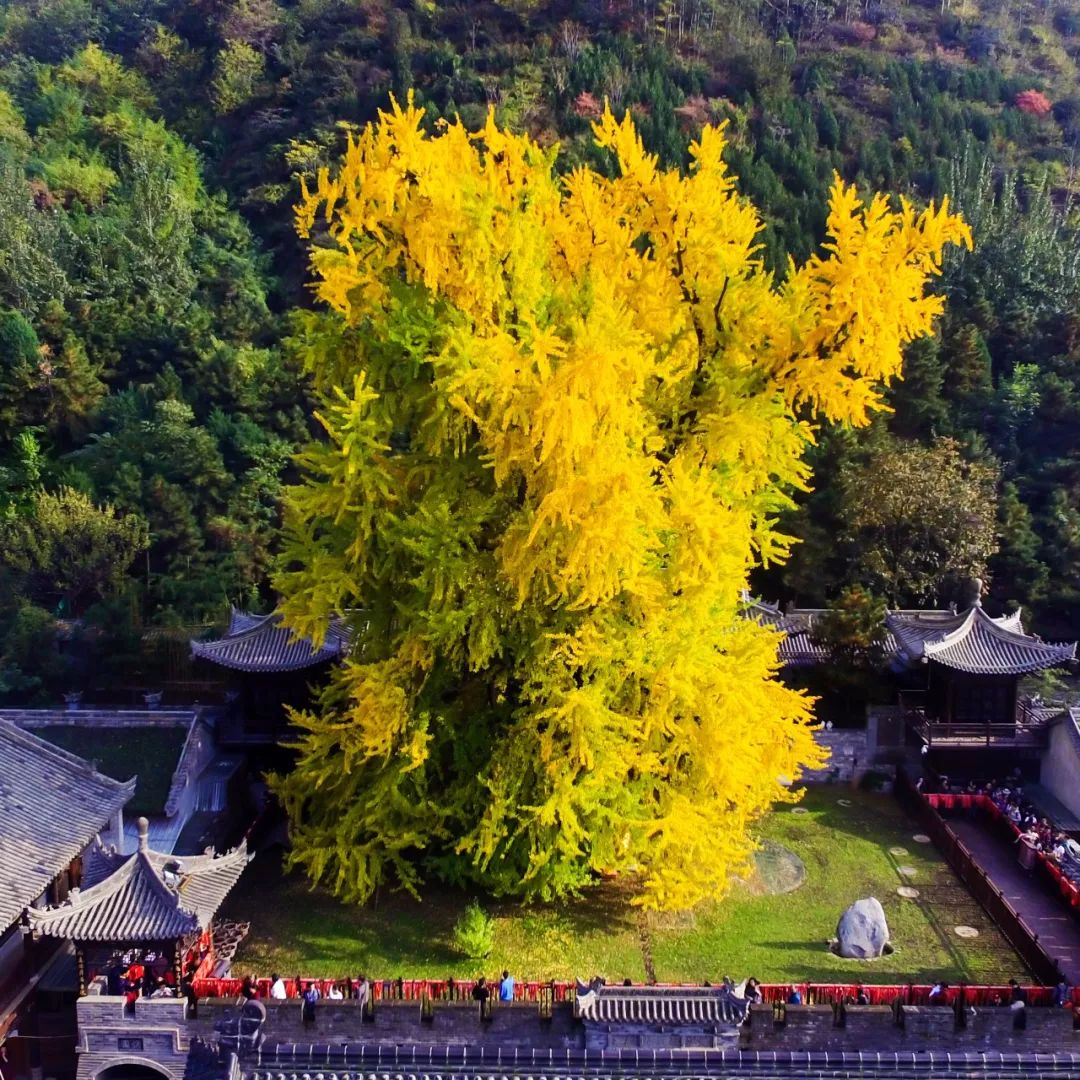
top-left (76, 994), bottom-right (1080, 1074)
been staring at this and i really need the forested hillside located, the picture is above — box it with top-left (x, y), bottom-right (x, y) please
top-left (1, 0), bottom-right (1079, 700)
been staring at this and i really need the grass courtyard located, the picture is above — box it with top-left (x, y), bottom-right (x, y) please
top-left (223, 786), bottom-right (1026, 985)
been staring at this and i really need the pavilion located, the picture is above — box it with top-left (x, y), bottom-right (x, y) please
top-left (886, 597), bottom-right (1075, 749)
top-left (27, 818), bottom-right (249, 996)
top-left (190, 609), bottom-right (350, 744)
top-left (743, 585), bottom-right (1076, 750)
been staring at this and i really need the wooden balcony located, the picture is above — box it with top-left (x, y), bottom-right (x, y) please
top-left (900, 692), bottom-right (1060, 750)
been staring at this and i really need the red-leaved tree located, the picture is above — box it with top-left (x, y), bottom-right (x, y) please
top-left (1015, 89), bottom-right (1052, 115)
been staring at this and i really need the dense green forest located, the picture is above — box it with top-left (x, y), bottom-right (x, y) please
top-left (1, 0), bottom-right (1079, 700)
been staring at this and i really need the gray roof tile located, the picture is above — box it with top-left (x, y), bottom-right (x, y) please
top-left (191, 612), bottom-right (349, 674)
top-left (0, 721), bottom-right (133, 932)
top-left (887, 605), bottom-right (1076, 675)
top-left (28, 833), bottom-right (248, 942)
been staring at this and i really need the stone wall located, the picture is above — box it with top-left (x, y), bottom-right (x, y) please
top-left (192, 999), bottom-right (582, 1050)
top-left (72, 991), bottom-right (1080, 1080)
top-left (802, 729), bottom-right (869, 783)
top-left (187, 998), bottom-right (1079, 1058)
top-left (743, 1003), bottom-right (1078, 1053)
top-left (1041, 715), bottom-right (1080, 824)
top-left (866, 706), bottom-right (909, 759)
top-left (76, 994), bottom-right (192, 1080)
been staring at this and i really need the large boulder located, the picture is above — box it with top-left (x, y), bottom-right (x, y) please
top-left (836, 897), bottom-right (891, 959)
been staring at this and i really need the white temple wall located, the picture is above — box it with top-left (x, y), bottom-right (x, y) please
top-left (1040, 716), bottom-right (1080, 822)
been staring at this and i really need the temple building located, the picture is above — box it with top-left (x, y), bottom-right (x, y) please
top-left (887, 599), bottom-right (1075, 748)
top-left (743, 584), bottom-right (1078, 787)
top-left (0, 707), bottom-right (244, 856)
top-left (0, 721), bottom-right (133, 1077)
top-left (190, 610), bottom-right (350, 745)
top-left (28, 817), bottom-right (249, 999)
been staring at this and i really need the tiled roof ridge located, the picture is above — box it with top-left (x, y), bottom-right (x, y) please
top-left (151, 841), bottom-right (249, 878)
top-left (886, 603), bottom-right (1076, 674)
top-left (925, 605), bottom-right (1075, 657)
top-left (163, 714), bottom-right (211, 819)
top-left (3, 709), bottom-right (198, 725)
top-left (228, 608), bottom-right (273, 636)
top-left (29, 851), bottom-right (143, 924)
top-left (0, 719), bottom-right (136, 798)
top-left (28, 837), bottom-right (249, 939)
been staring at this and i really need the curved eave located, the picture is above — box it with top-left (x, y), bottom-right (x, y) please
top-left (924, 638), bottom-right (1076, 675)
top-left (920, 606), bottom-right (1076, 675)
top-left (189, 638), bottom-right (342, 673)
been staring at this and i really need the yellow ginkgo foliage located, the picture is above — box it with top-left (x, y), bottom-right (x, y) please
top-left (271, 96), bottom-right (971, 911)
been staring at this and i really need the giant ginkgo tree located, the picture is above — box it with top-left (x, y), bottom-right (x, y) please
top-left (270, 97), bottom-right (970, 911)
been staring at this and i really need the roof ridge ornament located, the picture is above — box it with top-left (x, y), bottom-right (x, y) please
top-left (964, 576), bottom-right (983, 609)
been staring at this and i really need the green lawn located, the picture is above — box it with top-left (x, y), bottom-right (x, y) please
top-left (224, 787), bottom-right (1026, 985)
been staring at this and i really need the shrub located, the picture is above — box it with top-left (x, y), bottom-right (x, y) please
top-left (452, 902), bottom-right (496, 960)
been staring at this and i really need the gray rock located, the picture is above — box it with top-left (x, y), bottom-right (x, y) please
top-left (836, 897), bottom-right (890, 959)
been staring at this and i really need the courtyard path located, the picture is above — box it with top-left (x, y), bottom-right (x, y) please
top-left (949, 817), bottom-right (1080, 983)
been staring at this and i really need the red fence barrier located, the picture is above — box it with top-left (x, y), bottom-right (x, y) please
top-left (926, 794), bottom-right (1080, 910)
top-left (191, 976), bottom-right (1076, 1006)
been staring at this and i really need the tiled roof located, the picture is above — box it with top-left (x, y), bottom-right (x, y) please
top-left (743, 599), bottom-right (832, 666)
top-left (28, 822), bottom-right (248, 942)
top-left (887, 605), bottom-right (1076, 675)
top-left (191, 612), bottom-right (350, 674)
top-left (743, 593), bottom-right (1076, 675)
top-left (742, 597), bottom-right (912, 667)
top-left (0, 721), bottom-right (133, 933)
top-left (7, 710), bottom-right (205, 819)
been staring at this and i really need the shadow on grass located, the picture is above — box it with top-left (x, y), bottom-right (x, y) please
top-left (224, 847), bottom-right (643, 976)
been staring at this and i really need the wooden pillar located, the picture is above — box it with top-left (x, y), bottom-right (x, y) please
top-left (173, 939), bottom-right (183, 987)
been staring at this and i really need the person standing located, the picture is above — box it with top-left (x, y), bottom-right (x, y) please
top-left (499, 970), bottom-right (515, 1002)
top-left (180, 972), bottom-right (198, 1019)
top-left (301, 982), bottom-right (320, 1028)
top-left (471, 977), bottom-right (490, 1019)
top-left (270, 973), bottom-right (287, 1000)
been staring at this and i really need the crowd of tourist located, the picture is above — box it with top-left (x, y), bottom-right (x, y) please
top-left (234, 970), bottom-right (523, 1025)
top-left (102, 953), bottom-right (202, 1016)
top-left (105, 955), bottom-right (177, 1002)
top-left (921, 770), bottom-right (1080, 887)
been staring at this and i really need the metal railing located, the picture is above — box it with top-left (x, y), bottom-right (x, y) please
top-left (894, 771), bottom-right (1064, 985)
